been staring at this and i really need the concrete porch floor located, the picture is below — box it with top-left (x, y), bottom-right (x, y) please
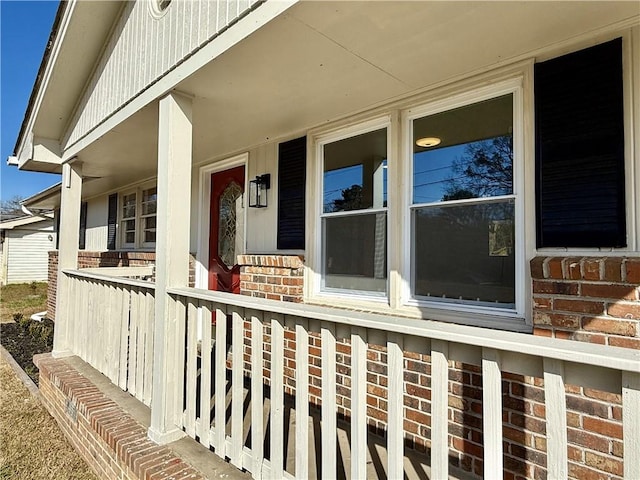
top-left (36, 354), bottom-right (475, 480)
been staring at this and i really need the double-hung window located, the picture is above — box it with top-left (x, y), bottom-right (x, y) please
top-left (119, 185), bottom-right (157, 249)
top-left (121, 192), bottom-right (137, 248)
top-left (319, 119), bottom-right (390, 297)
top-left (407, 82), bottom-right (523, 314)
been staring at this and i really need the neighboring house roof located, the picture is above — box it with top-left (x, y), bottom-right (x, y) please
top-left (0, 214), bottom-right (54, 231)
top-left (21, 182), bottom-right (62, 211)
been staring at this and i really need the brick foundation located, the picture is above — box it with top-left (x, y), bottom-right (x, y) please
top-left (34, 353), bottom-right (204, 480)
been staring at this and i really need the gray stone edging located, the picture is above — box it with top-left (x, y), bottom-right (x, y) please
top-left (0, 344), bottom-right (40, 399)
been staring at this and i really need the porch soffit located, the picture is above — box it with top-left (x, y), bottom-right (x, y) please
top-left (57, 1), bottom-right (639, 195)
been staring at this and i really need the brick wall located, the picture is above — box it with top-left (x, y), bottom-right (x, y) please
top-left (527, 256), bottom-right (639, 479)
top-left (34, 353), bottom-right (204, 480)
top-left (236, 254), bottom-right (638, 479)
top-left (238, 254), bottom-right (304, 302)
top-left (47, 251), bottom-right (196, 321)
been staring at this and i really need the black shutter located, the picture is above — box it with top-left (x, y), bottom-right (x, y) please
top-left (54, 208), bottom-right (60, 250)
top-left (535, 38), bottom-right (626, 248)
top-left (79, 202), bottom-right (88, 250)
top-left (277, 136), bottom-right (306, 250)
top-left (107, 194), bottom-right (118, 250)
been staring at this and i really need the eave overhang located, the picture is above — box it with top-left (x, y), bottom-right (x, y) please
top-left (10, 0), bottom-right (123, 173)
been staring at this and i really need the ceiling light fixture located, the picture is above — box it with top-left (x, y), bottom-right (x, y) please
top-left (415, 137), bottom-right (441, 148)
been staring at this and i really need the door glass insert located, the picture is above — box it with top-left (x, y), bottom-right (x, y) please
top-left (218, 181), bottom-right (243, 268)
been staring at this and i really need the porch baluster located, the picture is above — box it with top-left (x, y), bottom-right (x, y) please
top-left (431, 339), bottom-right (450, 479)
top-left (295, 319), bottom-right (310, 480)
top-left (351, 327), bottom-right (368, 480)
top-left (269, 314), bottom-right (286, 477)
top-left (387, 333), bottom-right (405, 479)
top-left (199, 301), bottom-right (213, 449)
top-left (231, 308), bottom-right (245, 468)
top-left (482, 348), bottom-right (504, 477)
top-left (321, 323), bottom-right (337, 479)
top-left (623, 371), bottom-right (640, 480)
top-left (185, 299), bottom-right (199, 438)
top-left (543, 358), bottom-right (568, 479)
top-left (251, 311), bottom-right (265, 478)
top-left (214, 305), bottom-right (228, 456)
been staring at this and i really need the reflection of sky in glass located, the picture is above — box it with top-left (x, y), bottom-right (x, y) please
top-left (413, 144), bottom-right (467, 204)
top-left (323, 165), bottom-right (362, 212)
top-left (323, 160), bottom-right (388, 212)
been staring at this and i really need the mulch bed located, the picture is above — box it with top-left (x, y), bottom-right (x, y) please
top-left (0, 317), bottom-right (53, 385)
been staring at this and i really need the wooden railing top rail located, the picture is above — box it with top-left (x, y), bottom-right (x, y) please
top-left (63, 268), bottom-right (156, 290)
top-left (81, 266), bottom-right (154, 277)
top-left (167, 286), bottom-right (640, 375)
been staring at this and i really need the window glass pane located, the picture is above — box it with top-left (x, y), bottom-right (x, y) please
top-left (413, 200), bottom-right (515, 306)
top-left (122, 193), bottom-right (136, 218)
top-left (218, 181), bottom-right (243, 268)
top-left (413, 95), bottom-right (513, 204)
top-left (142, 188), bottom-right (157, 215)
top-left (144, 217), bottom-right (156, 243)
top-left (323, 212), bottom-right (387, 293)
top-left (323, 128), bottom-right (387, 213)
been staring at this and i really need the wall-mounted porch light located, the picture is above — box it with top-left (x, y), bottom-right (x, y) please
top-left (249, 174), bottom-right (271, 208)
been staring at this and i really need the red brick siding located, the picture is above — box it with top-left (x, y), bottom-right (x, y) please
top-left (34, 353), bottom-right (204, 480)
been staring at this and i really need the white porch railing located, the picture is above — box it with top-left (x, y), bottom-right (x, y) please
top-left (56, 270), bottom-right (640, 479)
top-left (166, 286), bottom-right (640, 480)
top-left (64, 268), bottom-right (155, 406)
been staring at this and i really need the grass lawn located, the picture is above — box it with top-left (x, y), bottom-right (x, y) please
top-left (0, 357), bottom-right (97, 480)
top-left (0, 282), bottom-right (48, 323)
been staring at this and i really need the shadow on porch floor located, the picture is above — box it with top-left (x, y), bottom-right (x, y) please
top-left (43, 355), bottom-right (475, 480)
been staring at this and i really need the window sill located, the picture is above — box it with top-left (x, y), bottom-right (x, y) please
top-left (305, 295), bottom-right (531, 333)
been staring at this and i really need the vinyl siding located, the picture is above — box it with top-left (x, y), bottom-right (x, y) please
top-left (64, 0), bottom-right (261, 148)
top-left (6, 223), bottom-right (55, 284)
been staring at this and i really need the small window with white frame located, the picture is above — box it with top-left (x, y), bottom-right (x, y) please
top-left (121, 192), bottom-right (137, 248)
top-left (406, 83), bottom-right (522, 314)
top-left (319, 120), bottom-right (389, 297)
top-left (140, 187), bottom-right (157, 246)
top-left (119, 185), bottom-right (157, 249)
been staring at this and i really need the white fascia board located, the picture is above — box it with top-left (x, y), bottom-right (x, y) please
top-left (14, 1), bottom-right (76, 164)
top-left (0, 215), bottom-right (52, 230)
top-left (21, 182), bottom-right (62, 207)
top-left (61, 0), bottom-right (299, 162)
top-left (6, 156), bottom-right (19, 166)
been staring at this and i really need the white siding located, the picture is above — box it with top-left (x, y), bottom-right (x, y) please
top-left (189, 141), bottom-right (281, 256)
top-left (64, 0), bottom-right (261, 148)
top-left (6, 223), bottom-right (55, 284)
top-left (85, 195), bottom-right (108, 251)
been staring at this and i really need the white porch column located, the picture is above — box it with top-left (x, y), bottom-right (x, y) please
top-left (148, 92), bottom-right (193, 444)
top-left (52, 160), bottom-right (82, 358)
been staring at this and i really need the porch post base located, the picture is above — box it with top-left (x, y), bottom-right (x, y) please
top-left (51, 349), bottom-right (74, 359)
top-left (147, 426), bottom-right (186, 445)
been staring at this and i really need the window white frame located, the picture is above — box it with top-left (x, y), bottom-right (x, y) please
top-left (195, 153), bottom-right (249, 290)
top-left (118, 182), bottom-right (158, 249)
top-left (307, 74), bottom-right (530, 329)
top-left (401, 78), bottom-right (526, 318)
top-left (311, 116), bottom-right (392, 302)
top-left (140, 186), bottom-right (158, 248)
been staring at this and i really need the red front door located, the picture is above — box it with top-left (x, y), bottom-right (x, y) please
top-left (208, 166), bottom-right (245, 293)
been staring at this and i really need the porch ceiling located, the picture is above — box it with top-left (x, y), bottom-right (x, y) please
top-left (74, 1), bottom-right (639, 190)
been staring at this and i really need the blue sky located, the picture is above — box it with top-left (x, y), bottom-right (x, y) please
top-left (1, 0), bottom-right (60, 203)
